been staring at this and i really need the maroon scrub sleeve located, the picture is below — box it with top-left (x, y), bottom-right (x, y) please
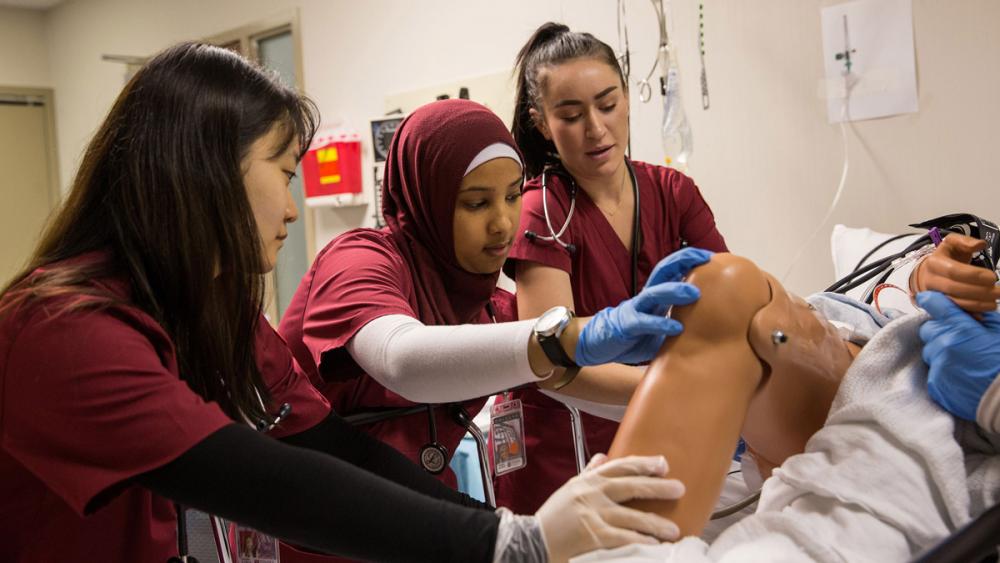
top-left (255, 318), bottom-right (331, 439)
top-left (280, 230), bottom-right (417, 382)
top-left (666, 168), bottom-right (727, 252)
top-left (1, 306), bottom-right (232, 516)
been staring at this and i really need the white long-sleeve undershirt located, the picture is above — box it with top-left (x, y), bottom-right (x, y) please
top-left (345, 314), bottom-right (540, 403)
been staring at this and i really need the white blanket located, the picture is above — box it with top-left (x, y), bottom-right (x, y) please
top-left (575, 295), bottom-right (1000, 562)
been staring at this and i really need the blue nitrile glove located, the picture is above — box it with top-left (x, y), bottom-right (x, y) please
top-left (917, 291), bottom-right (1000, 421)
top-left (575, 247), bottom-right (713, 366)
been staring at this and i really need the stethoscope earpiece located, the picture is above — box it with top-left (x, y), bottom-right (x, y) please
top-left (524, 230), bottom-right (577, 254)
top-left (254, 402), bottom-right (292, 433)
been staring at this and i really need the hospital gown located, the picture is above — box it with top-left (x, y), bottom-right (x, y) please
top-left (574, 293), bottom-right (1000, 563)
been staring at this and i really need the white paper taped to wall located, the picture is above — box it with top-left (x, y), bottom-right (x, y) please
top-left (819, 0), bottom-right (918, 123)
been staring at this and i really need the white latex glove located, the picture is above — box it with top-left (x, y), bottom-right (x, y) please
top-left (536, 454), bottom-right (684, 563)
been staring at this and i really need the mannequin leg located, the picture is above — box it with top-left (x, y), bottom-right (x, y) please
top-left (607, 254), bottom-right (771, 537)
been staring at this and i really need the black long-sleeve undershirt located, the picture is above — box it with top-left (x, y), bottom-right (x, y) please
top-left (136, 414), bottom-right (498, 562)
top-left (282, 411), bottom-right (489, 510)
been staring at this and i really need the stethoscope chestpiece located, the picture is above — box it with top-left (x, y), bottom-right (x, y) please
top-left (419, 404), bottom-right (449, 474)
top-left (419, 443), bottom-right (449, 475)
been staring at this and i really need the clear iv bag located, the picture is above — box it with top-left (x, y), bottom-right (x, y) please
top-left (660, 45), bottom-right (693, 170)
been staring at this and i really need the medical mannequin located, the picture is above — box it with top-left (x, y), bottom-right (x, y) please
top-left (608, 253), bottom-right (862, 536)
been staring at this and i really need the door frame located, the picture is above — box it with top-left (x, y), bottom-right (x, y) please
top-left (0, 86), bottom-right (61, 207)
top-left (204, 10), bottom-right (312, 322)
top-left (206, 14), bottom-right (311, 257)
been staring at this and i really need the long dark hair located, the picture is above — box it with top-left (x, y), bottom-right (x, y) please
top-left (0, 43), bottom-right (318, 423)
top-left (512, 22), bottom-right (627, 178)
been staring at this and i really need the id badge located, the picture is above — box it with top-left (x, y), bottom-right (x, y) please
top-left (235, 524), bottom-right (280, 563)
top-left (491, 397), bottom-right (527, 475)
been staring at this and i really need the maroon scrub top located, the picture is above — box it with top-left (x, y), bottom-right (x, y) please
top-left (280, 229), bottom-right (517, 492)
top-left (497, 159), bottom-right (728, 513)
top-left (0, 256), bottom-right (331, 563)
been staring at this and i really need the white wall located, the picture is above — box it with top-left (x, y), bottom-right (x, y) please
top-left (27, 0), bottom-right (1000, 295)
top-left (42, 0), bottom-right (300, 200)
top-left (0, 6), bottom-right (50, 87)
top-left (675, 0), bottom-right (1000, 293)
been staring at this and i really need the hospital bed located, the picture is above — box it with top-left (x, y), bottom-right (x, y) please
top-left (914, 501), bottom-right (1000, 562)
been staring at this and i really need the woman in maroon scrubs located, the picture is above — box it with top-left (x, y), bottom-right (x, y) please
top-left (279, 100), bottom-right (523, 494)
top-left (0, 43), bottom-right (684, 563)
top-left (497, 22), bottom-right (730, 514)
top-left (279, 99), bottom-right (711, 511)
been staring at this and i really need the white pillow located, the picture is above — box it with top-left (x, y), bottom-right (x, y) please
top-left (830, 225), bottom-right (922, 279)
top-left (829, 224), bottom-right (922, 308)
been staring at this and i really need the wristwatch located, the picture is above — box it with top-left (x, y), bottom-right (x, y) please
top-left (534, 306), bottom-right (581, 390)
top-left (534, 306), bottom-right (578, 369)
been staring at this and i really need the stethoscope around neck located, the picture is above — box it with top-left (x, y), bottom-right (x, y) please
top-left (524, 158), bottom-right (642, 296)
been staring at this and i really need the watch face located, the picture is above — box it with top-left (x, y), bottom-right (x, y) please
top-left (536, 306), bottom-right (570, 336)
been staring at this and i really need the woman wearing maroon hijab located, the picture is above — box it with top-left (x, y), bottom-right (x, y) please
top-left (280, 100), bottom-right (530, 491)
top-left (497, 23), bottom-right (731, 514)
top-left (279, 99), bottom-right (710, 503)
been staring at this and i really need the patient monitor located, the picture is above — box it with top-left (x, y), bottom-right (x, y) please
top-left (607, 253), bottom-right (861, 537)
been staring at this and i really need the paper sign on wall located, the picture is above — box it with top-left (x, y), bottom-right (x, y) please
top-left (820, 0), bottom-right (918, 123)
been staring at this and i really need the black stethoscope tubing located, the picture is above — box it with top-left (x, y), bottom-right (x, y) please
top-left (341, 303), bottom-right (499, 475)
top-left (525, 159), bottom-right (642, 297)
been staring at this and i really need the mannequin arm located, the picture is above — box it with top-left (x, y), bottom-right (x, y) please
top-left (607, 254), bottom-right (771, 537)
top-left (910, 233), bottom-right (1000, 313)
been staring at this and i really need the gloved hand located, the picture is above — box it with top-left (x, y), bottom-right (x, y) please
top-left (535, 454), bottom-right (684, 563)
top-left (575, 247), bottom-right (712, 366)
top-left (911, 233), bottom-right (1000, 313)
top-left (917, 291), bottom-right (1000, 421)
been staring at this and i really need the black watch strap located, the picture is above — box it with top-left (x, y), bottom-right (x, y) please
top-left (550, 365), bottom-right (582, 390)
top-left (538, 333), bottom-right (578, 369)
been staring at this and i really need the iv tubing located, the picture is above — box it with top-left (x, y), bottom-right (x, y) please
top-left (781, 74), bottom-right (855, 283)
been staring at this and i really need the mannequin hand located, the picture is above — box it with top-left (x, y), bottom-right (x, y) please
top-left (575, 248), bottom-right (712, 366)
top-left (917, 291), bottom-right (1000, 421)
top-left (911, 234), bottom-right (1000, 313)
top-left (536, 454), bottom-right (683, 563)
